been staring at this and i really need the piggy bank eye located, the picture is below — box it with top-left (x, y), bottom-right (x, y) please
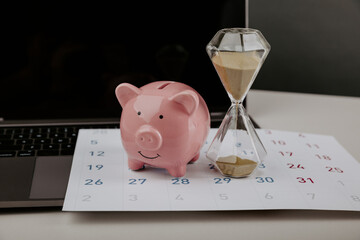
top-left (159, 115), bottom-right (164, 119)
top-left (137, 111), bottom-right (141, 116)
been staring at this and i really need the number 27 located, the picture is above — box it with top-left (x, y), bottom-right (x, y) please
top-left (128, 178), bottom-right (147, 185)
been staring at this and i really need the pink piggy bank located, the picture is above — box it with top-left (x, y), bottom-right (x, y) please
top-left (115, 81), bottom-right (210, 177)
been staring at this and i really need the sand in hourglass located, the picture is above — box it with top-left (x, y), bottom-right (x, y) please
top-left (211, 50), bottom-right (263, 101)
top-left (211, 50), bottom-right (263, 177)
top-left (216, 156), bottom-right (258, 178)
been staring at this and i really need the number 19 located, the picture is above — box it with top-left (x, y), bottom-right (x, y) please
top-left (88, 164), bottom-right (103, 170)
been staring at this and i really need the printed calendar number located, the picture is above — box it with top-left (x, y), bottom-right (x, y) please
top-left (298, 133), bottom-right (306, 138)
top-left (258, 163), bottom-right (266, 168)
top-left (87, 164), bottom-right (104, 170)
top-left (172, 178), bottom-right (190, 185)
top-left (82, 195), bottom-right (91, 202)
top-left (84, 179), bottom-right (103, 185)
top-left (241, 150), bottom-right (254, 156)
top-left (338, 180), bottom-right (345, 186)
top-left (90, 140), bottom-right (98, 145)
top-left (208, 163), bottom-right (215, 170)
top-left (271, 140), bottom-right (286, 145)
top-left (351, 195), bottom-right (360, 202)
top-left (175, 194), bottom-right (184, 200)
top-left (265, 193), bottom-right (274, 199)
top-left (315, 154), bottom-right (332, 160)
top-left (306, 143), bottom-right (320, 149)
top-left (256, 177), bottom-right (274, 183)
top-left (307, 193), bottom-right (316, 200)
top-left (326, 166), bottom-right (343, 173)
top-left (129, 194), bottom-right (138, 201)
top-left (279, 151), bottom-right (293, 157)
top-left (219, 194), bottom-right (229, 200)
top-left (213, 177), bottom-right (232, 184)
top-left (89, 151), bottom-right (105, 157)
top-left (92, 130), bottom-right (108, 135)
top-left (128, 178), bottom-right (147, 185)
top-left (287, 163), bottom-right (305, 169)
top-left (297, 177), bottom-right (314, 184)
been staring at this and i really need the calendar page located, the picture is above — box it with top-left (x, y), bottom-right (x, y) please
top-left (63, 129), bottom-right (360, 211)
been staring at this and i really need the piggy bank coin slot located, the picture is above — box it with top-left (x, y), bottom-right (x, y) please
top-left (157, 82), bottom-right (172, 89)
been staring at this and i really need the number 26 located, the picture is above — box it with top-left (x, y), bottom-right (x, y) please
top-left (84, 179), bottom-right (103, 185)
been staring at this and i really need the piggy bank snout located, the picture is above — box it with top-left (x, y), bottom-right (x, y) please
top-left (135, 125), bottom-right (162, 151)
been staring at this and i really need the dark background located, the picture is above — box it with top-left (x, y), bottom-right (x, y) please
top-left (1, 1), bottom-right (359, 121)
top-left (0, 1), bottom-right (246, 120)
top-left (250, 0), bottom-right (360, 96)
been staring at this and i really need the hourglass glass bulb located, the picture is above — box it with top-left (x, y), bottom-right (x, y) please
top-left (206, 28), bottom-right (270, 178)
top-left (206, 28), bottom-right (270, 103)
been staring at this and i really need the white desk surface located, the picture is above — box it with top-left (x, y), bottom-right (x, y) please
top-left (1, 90), bottom-right (360, 240)
top-left (247, 90), bottom-right (360, 162)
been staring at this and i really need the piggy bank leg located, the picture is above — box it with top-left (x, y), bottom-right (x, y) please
top-left (128, 158), bottom-right (145, 170)
top-left (189, 152), bottom-right (200, 164)
top-left (167, 165), bottom-right (187, 178)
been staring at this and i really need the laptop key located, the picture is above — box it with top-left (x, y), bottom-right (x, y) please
top-left (0, 145), bottom-right (22, 150)
top-left (62, 143), bottom-right (75, 149)
top-left (34, 139), bottom-right (51, 144)
top-left (32, 133), bottom-right (46, 138)
top-left (50, 133), bottom-right (65, 138)
top-left (58, 127), bottom-right (73, 133)
top-left (14, 134), bottom-right (30, 139)
top-left (0, 140), bottom-right (15, 145)
top-left (0, 134), bottom-right (13, 140)
top-left (24, 144), bottom-right (41, 150)
top-left (23, 128), bottom-right (41, 134)
top-left (16, 139), bottom-right (33, 145)
top-left (0, 151), bottom-right (16, 157)
top-left (6, 128), bottom-right (23, 134)
top-left (37, 149), bottom-right (60, 156)
top-left (44, 127), bottom-right (58, 133)
top-left (68, 132), bottom-right (77, 138)
top-left (60, 149), bottom-right (74, 155)
top-left (18, 150), bottom-right (35, 157)
top-left (43, 144), bottom-right (60, 150)
top-left (54, 138), bottom-right (70, 144)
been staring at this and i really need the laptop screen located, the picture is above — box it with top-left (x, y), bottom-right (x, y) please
top-left (0, 2), bottom-right (246, 121)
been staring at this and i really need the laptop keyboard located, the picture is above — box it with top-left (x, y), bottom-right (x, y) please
top-left (0, 124), bottom-right (119, 158)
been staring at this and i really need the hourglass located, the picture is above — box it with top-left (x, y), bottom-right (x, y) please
top-left (206, 28), bottom-right (270, 178)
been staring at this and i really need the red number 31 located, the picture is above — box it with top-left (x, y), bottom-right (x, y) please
top-left (297, 177), bottom-right (314, 183)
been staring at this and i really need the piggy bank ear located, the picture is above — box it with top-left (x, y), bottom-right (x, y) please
top-left (115, 83), bottom-right (141, 108)
top-left (169, 90), bottom-right (199, 115)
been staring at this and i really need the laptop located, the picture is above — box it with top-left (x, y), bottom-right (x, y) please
top-left (0, 1), bottom-right (248, 208)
